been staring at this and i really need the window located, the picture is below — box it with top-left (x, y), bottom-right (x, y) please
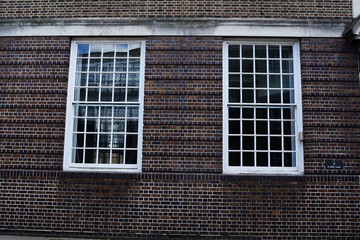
top-left (223, 40), bottom-right (303, 174)
top-left (63, 40), bottom-right (145, 172)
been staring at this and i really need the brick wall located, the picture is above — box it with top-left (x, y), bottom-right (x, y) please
top-left (301, 38), bottom-right (360, 175)
top-left (0, 0), bottom-right (353, 20)
top-left (0, 36), bottom-right (360, 238)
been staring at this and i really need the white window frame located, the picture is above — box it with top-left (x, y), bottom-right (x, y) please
top-left (63, 39), bottom-right (145, 172)
top-left (223, 39), bottom-right (304, 175)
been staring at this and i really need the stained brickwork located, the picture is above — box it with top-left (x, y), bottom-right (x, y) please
top-left (301, 38), bottom-right (360, 175)
top-left (0, 0), bottom-right (352, 20)
top-left (0, 37), bottom-right (70, 170)
top-left (1, 36), bottom-right (360, 239)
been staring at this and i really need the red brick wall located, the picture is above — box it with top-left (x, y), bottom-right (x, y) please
top-left (0, 0), bottom-right (353, 20)
top-left (0, 36), bottom-right (360, 238)
top-left (301, 38), bottom-right (360, 175)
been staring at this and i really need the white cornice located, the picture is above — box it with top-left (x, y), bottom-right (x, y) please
top-left (0, 18), bottom-right (348, 38)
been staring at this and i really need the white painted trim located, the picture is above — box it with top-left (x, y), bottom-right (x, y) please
top-left (354, 0), bottom-right (360, 18)
top-left (63, 39), bottom-right (145, 172)
top-left (222, 40), bottom-right (304, 175)
top-left (0, 18), bottom-right (347, 38)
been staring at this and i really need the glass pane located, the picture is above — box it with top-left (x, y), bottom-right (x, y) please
top-left (90, 44), bottom-right (102, 57)
top-left (114, 106), bottom-right (126, 117)
top-left (242, 90), bottom-right (254, 103)
top-left (102, 59), bottom-right (114, 72)
top-left (268, 45), bottom-right (279, 58)
top-left (74, 88), bottom-right (86, 101)
top-left (112, 150), bottom-right (124, 164)
top-left (282, 46), bottom-right (293, 58)
top-left (229, 89), bottom-right (240, 103)
top-left (269, 90), bottom-right (281, 103)
top-left (85, 134), bottom-right (97, 147)
top-left (87, 88), bottom-right (99, 101)
top-left (126, 134), bottom-right (138, 148)
top-left (229, 136), bottom-right (240, 150)
top-left (99, 150), bottom-right (111, 164)
top-left (269, 108), bottom-right (281, 119)
top-left (85, 149), bottom-right (97, 163)
top-left (270, 137), bottom-right (282, 150)
top-left (87, 106), bottom-right (99, 117)
top-left (255, 60), bottom-right (266, 73)
top-left (129, 44), bottom-right (141, 57)
top-left (114, 88), bottom-right (126, 102)
top-left (256, 90), bottom-right (267, 103)
top-left (229, 45), bottom-right (240, 58)
top-left (242, 108), bottom-right (253, 119)
top-left (89, 59), bottom-right (101, 72)
top-left (86, 118), bottom-right (98, 132)
top-left (125, 150), bottom-right (137, 164)
top-left (127, 119), bottom-right (138, 132)
top-left (72, 149), bottom-right (83, 163)
top-left (255, 75), bottom-right (267, 88)
top-left (256, 108), bottom-right (267, 119)
top-left (283, 90), bottom-right (294, 104)
top-left (99, 134), bottom-right (111, 148)
top-left (256, 152), bottom-right (268, 167)
top-left (243, 152), bottom-right (254, 166)
top-left (270, 152), bottom-right (282, 167)
top-left (229, 152), bottom-right (240, 166)
top-left (112, 134), bottom-right (124, 148)
top-left (128, 73), bottom-right (140, 87)
top-left (242, 74), bottom-right (253, 88)
top-left (256, 121), bottom-right (268, 134)
top-left (255, 45), bottom-right (266, 58)
top-left (101, 73), bottom-right (113, 87)
top-left (115, 59), bottom-right (127, 71)
top-left (129, 59), bottom-right (140, 72)
top-left (100, 119), bottom-right (112, 132)
top-left (103, 44), bottom-right (115, 57)
top-left (77, 44), bottom-right (89, 57)
top-left (101, 105), bottom-right (112, 117)
top-left (283, 121), bottom-right (295, 135)
top-left (284, 137), bottom-right (296, 150)
top-left (74, 104), bottom-right (86, 117)
top-left (282, 60), bottom-right (294, 73)
top-left (270, 121), bottom-right (281, 134)
top-left (256, 136), bottom-right (268, 150)
top-left (127, 106), bottom-right (139, 117)
top-left (229, 107), bottom-right (240, 119)
top-left (229, 60), bottom-right (240, 72)
top-left (127, 88), bottom-right (139, 102)
top-left (76, 58), bottom-right (88, 72)
top-left (73, 118), bottom-right (85, 132)
top-left (242, 121), bottom-right (254, 134)
top-left (229, 74), bottom-right (240, 87)
top-left (72, 133), bottom-right (84, 147)
top-left (115, 73), bottom-right (126, 86)
top-left (284, 152), bottom-right (296, 167)
top-left (269, 75), bottom-right (280, 88)
top-left (242, 60), bottom-right (253, 73)
top-left (242, 136), bottom-right (254, 150)
top-left (283, 107), bottom-right (295, 119)
top-left (242, 45), bottom-right (253, 58)
top-left (116, 44), bottom-right (128, 57)
top-left (75, 73), bottom-right (87, 86)
top-left (101, 88), bottom-right (113, 102)
top-left (229, 121), bottom-right (240, 134)
top-left (88, 73), bottom-right (100, 86)
top-left (282, 75), bottom-right (294, 88)
top-left (269, 60), bottom-right (280, 73)
top-left (113, 119), bottom-right (125, 132)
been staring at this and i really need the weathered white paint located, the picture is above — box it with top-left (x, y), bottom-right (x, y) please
top-left (0, 18), bottom-right (347, 38)
top-left (353, 0), bottom-right (360, 18)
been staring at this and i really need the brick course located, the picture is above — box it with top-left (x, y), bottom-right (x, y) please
top-left (0, 0), bottom-right (352, 20)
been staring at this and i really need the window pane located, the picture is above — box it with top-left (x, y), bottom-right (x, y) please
top-left (72, 149), bottom-right (83, 163)
top-left (282, 75), bottom-right (294, 88)
top-left (75, 73), bottom-right (87, 86)
top-left (269, 60), bottom-right (280, 73)
top-left (283, 121), bottom-right (295, 135)
top-left (88, 73), bottom-right (100, 86)
top-left (229, 136), bottom-right (240, 150)
top-left (229, 60), bottom-right (240, 72)
top-left (99, 134), bottom-right (111, 148)
top-left (270, 152), bottom-right (282, 167)
top-left (101, 73), bottom-right (113, 86)
top-left (255, 75), bottom-right (267, 88)
top-left (113, 119), bottom-right (125, 132)
top-left (114, 106), bottom-right (126, 117)
top-left (242, 45), bottom-right (253, 58)
top-left (269, 108), bottom-right (281, 119)
top-left (242, 74), bottom-right (254, 88)
top-left (112, 150), bottom-right (124, 164)
top-left (90, 44), bottom-right (102, 57)
top-left (113, 134), bottom-right (124, 148)
top-left (100, 119), bottom-right (112, 132)
top-left (269, 75), bottom-right (280, 88)
top-left (242, 108), bottom-right (254, 119)
top-left (256, 136), bottom-right (268, 150)
top-left (243, 152), bottom-right (254, 166)
top-left (77, 44), bottom-right (89, 57)
top-left (269, 90), bottom-right (281, 103)
top-left (270, 137), bottom-right (282, 150)
top-left (255, 60), bottom-right (266, 73)
top-left (73, 118), bottom-right (85, 132)
top-left (243, 136), bottom-right (254, 150)
top-left (128, 73), bottom-right (140, 87)
top-left (256, 152), bottom-right (268, 166)
top-left (73, 133), bottom-right (84, 147)
top-left (229, 107), bottom-right (240, 119)
top-left (115, 73), bottom-right (126, 86)
top-left (243, 121), bottom-right (254, 134)
top-left (284, 137), bottom-right (296, 150)
top-left (127, 88), bottom-right (139, 102)
top-left (284, 152), bottom-right (296, 167)
top-left (256, 121), bottom-right (268, 134)
top-left (101, 88), bottom-right (113, 102)
top-left (101, 105), bottom-right (112, 117)
top-left (242, 90), bottom-right (254, 103)
top-left (229, 121), bottom-right (240, 134)
top-left (74, 88), bottom-right (86, 101)
top-left (102, 59), bottom-right (114, 72)
top-left (282, 46), bottom-right (293, 58)
top-left (229, 152), bottom-right (241, 166)
top-left (103, 44), bottom-right (115, 57)
top-left (114, 88), bottom-right (126, 102)
top-left (126, 134), bottom-right (138, 148)
top-left (255, 45), bottom-right (266, 58)
top-left (89, 59), bottom-right (101, 72)
top-left (116, 44), bottom-right (128, 57)
top-left (129, 44), bottom-right (141, 57)
top-left (76, 58), bottom-right (88, 71)
top-left (242, 60), bottom-right (253, 73)
top-left (99, 150), bottom-right (111, 164)
top-left (116, 59), bottom-right (127, 71)
top-left (127, 119), bottom-right (138, 132)
top-left (270, 121), bottom-right (281, 135)
top-left (256, 90), bottom-right (267, 103)
top-left (282, 60), bottom-right (294, 73)
top-left (268, 46), bottom-right (279, 58)
top-left (87, 106), bottom-right (99, 117)
top-left (127, 106), bottom-right (139, 117)
top-left (229, 89), bottom-right (240, 103)
top-left (86, 119), bottom-right (98, 132)
top-left (283, 107), bottom-right (295, 120)
top-left (125, 150), bottom-right (137, 164)
top-left (87, 88), bottom-right (99, 101)
top-left (85, 134), bottom-right (97, 147)
top-left (229, 45), bottom-right (240, 58)
top-left (85, 149), bottom-right (97, 163)
top-left (256, 108), bottom-right (267, 119)
top-left (283, 90), bottom-right (295, 104)
top-left (229, 74), bottom-right (240, 87)
top-left (129, 59), bottom-right (140, 72)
